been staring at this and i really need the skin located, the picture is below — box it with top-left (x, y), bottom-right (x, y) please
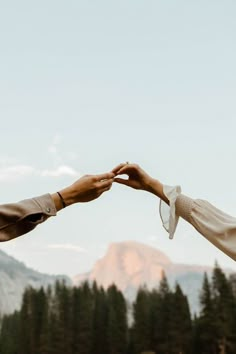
top-left (112, 163), bottom-right (169, 205)
top-left (50, 163), bottom-right (169, 212)
top-left (51, 172), bottom-right (115, 211)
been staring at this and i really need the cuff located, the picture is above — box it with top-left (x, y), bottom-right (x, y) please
top-left (175, 194), bottom-right (194, 223)
top-left (32, 194), bottom-right (57, 217)
top-left (159, 185), bottom-right (181, 239)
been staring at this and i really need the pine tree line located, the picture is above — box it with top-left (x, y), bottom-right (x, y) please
top-left (0, 281), bottom-right (127, 354)
top-left (0, 264), bottom-right (236, 354)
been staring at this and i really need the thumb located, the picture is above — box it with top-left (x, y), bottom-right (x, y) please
top-left (114, 177), bottom-right (131, 187)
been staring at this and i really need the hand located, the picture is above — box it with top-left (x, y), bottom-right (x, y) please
top-left (112, 163), bottom-right (169, 204)
top-left (112, 163), bottom-right (153, 191)
top-left (53, 172), bottom-right (115, 209)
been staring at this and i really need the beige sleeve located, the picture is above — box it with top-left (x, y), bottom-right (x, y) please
top-left (175, 194), bottom-right (236, 261)
top-left (0, 194), bottom-right (57, 241)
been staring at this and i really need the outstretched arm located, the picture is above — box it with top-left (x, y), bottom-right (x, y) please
top-left (0, 171), bottom-right (114, 242)
top-left (113, 163), bottom-right (236, 261)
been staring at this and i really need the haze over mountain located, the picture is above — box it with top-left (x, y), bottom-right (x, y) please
top-left (73, 241), bottom-right (226, 313)
top-left (0, 250), bottom-right (71, 315)
top-left (0, 241), bottom-right (233, 316)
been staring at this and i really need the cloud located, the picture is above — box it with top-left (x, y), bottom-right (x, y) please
top-left (48, 243), bottom-right (87, 253)
top-left (0, 136), bottom-right (81, 181)
top-left (0, 165), bottom-right (36, 181)
top-left (41, 165), bottom-right (81, 178)
top-left (0, 163), bottom-right (81, 181)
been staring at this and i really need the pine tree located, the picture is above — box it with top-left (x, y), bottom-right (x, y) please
top-left (107, 284), bottom-right (128, 354)
top-left (70, 285), bottom-right (81, 353)
top-left (196, 272), bottom-right (218, 354)
top-left (0, 311), bottom-right (19, 354)
top-left (212, 264), bottom-right (236, 354)
top-left (18, 287), bottom-right (34, 354)
top-left (170, 283), bottom-right (192, 354)
top-left (49, 280), bottom-right (72, 354)
top-left (92, 283), bottom-right (109, 354)
top-left (37, 287), bottom-right (50, 354)
top-left (28, 287), bottom-right (49, 354)
top-left (154, 272), bottom-right (172, 354)
top-left (74, 282), bottom-right (94, 354)
top-left (149, 288), bottom-right (161, 353)
top-left (132, 287), bottom-right (151, 353)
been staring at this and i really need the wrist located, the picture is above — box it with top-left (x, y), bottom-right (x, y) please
top-left (57, 192), bottom-right (66, 208)
top-left (146, 178), bottom-right (169, 204)
top-left (58, 186), bottom-right (76, 207)
top-left (146, 177), bottom-right (161, 195)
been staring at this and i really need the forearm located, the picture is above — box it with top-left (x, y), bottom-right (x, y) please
top-left (0, 170), bottom-right (114, 242)
top-left (176, 194), bottom-right (236, 261)
top-left (158, 185), bottom-right (236, 261)
top-left (147, 178), bottom-right (169, 205)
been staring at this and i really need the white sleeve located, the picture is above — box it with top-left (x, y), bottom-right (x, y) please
top-left (159, 185), bottom-right (236, 261)
top-left (159, 185), bottom-right (182, 239)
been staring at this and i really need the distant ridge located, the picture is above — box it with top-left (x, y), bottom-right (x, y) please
top-left (73, 240), bottom-right (231, 313)
top-left (0, 249), bottom-right (71, 315)
top-left (0, 242), bottom-right (234, 316)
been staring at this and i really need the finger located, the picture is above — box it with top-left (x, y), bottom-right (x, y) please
top-left (112, 163), bottom-right (127, 174)
top-left (113, 178), bottom-right (131, 186)
top-left (95, 172), bottom-right (115, 181)
top-left (99, 179), bottom-right (114, 188)
top-left (114, 164), bottom-right (136, 176)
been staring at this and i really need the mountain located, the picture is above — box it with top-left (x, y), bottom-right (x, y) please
top-left (73, 241), bottom-right (231, 314)
top-left (0, 242), bottom-right (234, 317)
top-left (0, 249), bottom-right (71, 316)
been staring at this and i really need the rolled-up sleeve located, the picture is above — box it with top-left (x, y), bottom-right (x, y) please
top-left (0, 194), bottom-right (57, 241)
top-left (159, 185), bottom-right (236, 261)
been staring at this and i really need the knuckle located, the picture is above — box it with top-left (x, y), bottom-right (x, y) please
top-left (94, 182), bottom-right (100, 189)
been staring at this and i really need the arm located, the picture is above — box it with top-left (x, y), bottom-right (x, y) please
top-left (0, 172), bottom-right (114, 242)
top-left (175, 194), bottom-right (236, 261)
top-left (113, 163), bottom-right (236, 261)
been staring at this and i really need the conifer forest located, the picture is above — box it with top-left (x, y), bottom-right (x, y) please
top-left (1, 264), bottom-right (236, 354)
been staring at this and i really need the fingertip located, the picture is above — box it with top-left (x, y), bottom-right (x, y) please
top-left (115, 166), bottom-right (127, 175)
top-left (112, 163), bottom-right (126, 173)
top-left (98, 172), bottom-right (115, 181)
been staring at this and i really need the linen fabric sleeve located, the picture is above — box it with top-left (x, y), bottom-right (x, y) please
top-left (159, 185), bottom-right (236, 261)
top-left (0, 194), bottom-right (57, 241)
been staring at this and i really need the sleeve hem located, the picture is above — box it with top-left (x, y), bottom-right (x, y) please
top-left (159, 185), bottom-right (181, 239)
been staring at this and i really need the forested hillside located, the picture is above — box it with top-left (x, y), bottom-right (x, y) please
top-left (1, 263), bottom-right (236, 354)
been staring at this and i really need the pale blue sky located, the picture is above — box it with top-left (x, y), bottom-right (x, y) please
top-left (1, 0), bottom-right (236, 276)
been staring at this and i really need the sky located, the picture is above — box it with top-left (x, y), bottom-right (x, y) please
top-left (0, 0), bottom-right (236, 277)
